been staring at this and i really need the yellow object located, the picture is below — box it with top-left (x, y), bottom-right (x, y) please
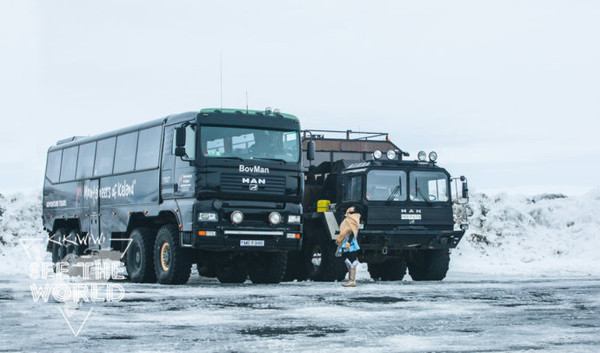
top-left (317, 200), bottom-right (330, 212)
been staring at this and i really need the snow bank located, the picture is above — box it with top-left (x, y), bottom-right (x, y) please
top-left (452, 189), bottom-right (600, 276)
top-left (1, 189), bottom-right (598, 277)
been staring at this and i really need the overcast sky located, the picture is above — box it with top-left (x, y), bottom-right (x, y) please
top-left (1, 0), bottom-right (599, 195)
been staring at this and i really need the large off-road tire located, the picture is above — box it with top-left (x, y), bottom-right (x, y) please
top-left (408, 249), bottom-right (450, 281)
top-left (215, 256), bottom-right (247, 284)
top-left (304, 233), bottom-right (347, 282)
top-left (368, 261), bottom-right (407, 281)
top-left (282, 251), bottom-right (307, 282)
top-left (248, 252), bottom-right (288, 284)
top-left (154, 225), bottom-right (192, 285)
top-left (51, 228), bottom-right (68, 272)
top-left (125, 227), bottom-right (157, 283)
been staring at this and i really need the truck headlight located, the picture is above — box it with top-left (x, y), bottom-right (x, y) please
top-left (288, 215), bottom-right (301, 224)
top-left (269, 212), bottom-right (282, 225)
top-left (198, 212), bottom-right (218, 222)
top-left (429, 151), bottom-right (438, 162)
top-left (231, 211), bottom-right (244, 224)
top-left (418, 151), bottom-right (427, 161)
top-left (386, 150), bottom-right (396, 160)
top-left (373, 150), bottom-right (382, 159)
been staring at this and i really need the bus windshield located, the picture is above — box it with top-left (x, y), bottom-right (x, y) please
top-left (200, 126), bottom-right (300, 163)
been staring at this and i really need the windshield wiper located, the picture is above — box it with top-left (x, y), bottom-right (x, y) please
top-left (215, 156), bottom-right (244, 161)
top-left (386, 184), bottom-right (402, 204)
top-left (253, 157), bottom-right (287, 164)
top-left (416, 186), bottom-right (432, 204)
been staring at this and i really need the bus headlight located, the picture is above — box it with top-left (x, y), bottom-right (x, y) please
top-left (269, 212), bottom-right (282, 225)
top-left (418, 151), bottom-right (427, 161)
top-left (231, 211), bottom-right (244, 224)
top-left (429, 151), bottom-right (438, 162)
top-left (288, 215), bottom-right (301, 224)
top-left (373, 150), bottom-right (383, 159)
top-left (386, 150), bottom-right (396, 160)
top-left (198, 212), bottom-right (218, 222)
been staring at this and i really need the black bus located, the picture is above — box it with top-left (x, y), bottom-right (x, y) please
top-left (43, 108), bottom-right (303, 284)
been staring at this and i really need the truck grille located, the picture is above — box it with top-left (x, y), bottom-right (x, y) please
top-left (220, 174), bottom-right (286, 195)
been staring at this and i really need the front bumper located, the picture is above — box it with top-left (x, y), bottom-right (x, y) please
top-left (189, 227), bottom-right (302, 252)
top-left (357, 229), bottom-right (465, 251)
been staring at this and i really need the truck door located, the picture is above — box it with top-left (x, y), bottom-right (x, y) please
top-left (161, 125), bottom-right (176, 199)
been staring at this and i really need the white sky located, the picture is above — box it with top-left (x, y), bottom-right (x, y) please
top-left (1, 0), bottom-right (599, 195)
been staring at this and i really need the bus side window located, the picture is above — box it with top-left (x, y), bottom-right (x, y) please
top-left (46, 150), bottom-right (62, 183)
top-left (94, 137), bottom-right (116, 176)
top-left (136, 126), bottom-right (162, 170)
top-left (113, 132), bottom-right (138, 173)
top-left (76, 142), bottom-right (96, 179)
top-left (59, 146), bottom-right (79, 182)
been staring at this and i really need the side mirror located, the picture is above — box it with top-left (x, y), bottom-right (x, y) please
top-left (460, 176), bottom-right (469, 199)
top-left (307, 140), bottom-right (316, 161)
top-left (175, 126), bottom-right (186, 157)
top-left (451, 176), bottom-right (469, 204)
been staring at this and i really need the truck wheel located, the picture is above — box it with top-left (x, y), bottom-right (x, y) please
top-left (282, 251), bottom-right (307, 282)
top-left (408, 249), bottom-right (450, 281)
top-left (215, 257), bottom-right (247, 284)
top-left (126, 227), bottom-right (157, 283)
top-left (248, 252), bottom-right (288, 284)
top-left (51, 228), bottom-right (68, 272)
top-left (304, 235), bottom-right (346, 282)
top-left (369, 261), bottom-right (406, 281)
top-left (154, 225), bottom-right (192, 285)
top-left (196, 262), bottom-right (217, 278)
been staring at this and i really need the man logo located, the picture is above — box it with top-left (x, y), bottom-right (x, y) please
top-left (242, 177), bottom-right (265, 191)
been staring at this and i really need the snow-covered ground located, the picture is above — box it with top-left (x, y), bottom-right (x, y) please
top-left (2, 189), bottom-right (599, 277)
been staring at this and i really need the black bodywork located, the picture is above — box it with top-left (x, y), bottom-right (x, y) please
top-left (43, 109), bottom-right (303, 255)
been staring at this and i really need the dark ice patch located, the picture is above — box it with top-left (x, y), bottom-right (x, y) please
top-left (353, 296), bottom-right (407, 304)
top-left (0, 290), bottom-right (13, 301)
top-left (239, 325), bottom-right (347, 337)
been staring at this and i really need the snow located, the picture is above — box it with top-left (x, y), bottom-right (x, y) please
top-left (1, 189), bottom-right (599, 277)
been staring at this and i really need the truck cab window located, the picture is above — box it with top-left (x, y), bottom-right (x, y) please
top-left (366, 170), bottom-right (407, 201)
top-left (171, 125), bottom-right (196, 159)
top-left (409, 171), bottom-right (449, 202)
top-left (343, 175), bottom-right (363, 202)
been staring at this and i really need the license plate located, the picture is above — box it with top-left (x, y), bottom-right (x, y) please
top-left (240, 240), bottom-right (265, 247)
top-left (401, 214), bottom-right (422, 220)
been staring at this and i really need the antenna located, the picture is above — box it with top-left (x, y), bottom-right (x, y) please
top-left (246, 91), bottom-right (249, 113)
top-left (220, 52), bottom-right (223, 109)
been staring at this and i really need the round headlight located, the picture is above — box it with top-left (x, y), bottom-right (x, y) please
top-left (386, 150), bottom-right (396, 160)
top-left (268, 212), bottom-right (282, 225)
top-left (429, 151), bottom-right (438, 162)
top-left (418, 151), bottom-right (427, 161)
top-left (231, 210), bottom-right (244, 224)
top-left (373, 150), bottom-right (383, 159)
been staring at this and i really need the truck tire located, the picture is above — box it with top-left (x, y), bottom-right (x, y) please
top-left (215, 257), bottom-right (247, 284)
top-left (196, 262), bottom-right (217, 278)
top-left (51, 228), bottom-right (68, 272)
top-left (368, 261), bottom-right (406, 281)
top-left (154, 225), bottom-right (192, 285)
top-left (248, 252), bottom-right (288, 284)
top-left (408, 249), bottom-right (450, 281)
top-left (304, 234), bottom-right (346, 282)
top-left (126, 227), bottom-right (157, 283)
top-left (282, 251), bottom-right (307, 282)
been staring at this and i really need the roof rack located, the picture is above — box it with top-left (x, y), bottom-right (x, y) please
top-left (56, 136), bottom-right (86, 145)
top-left (302, 129), bottom-right (389, 141)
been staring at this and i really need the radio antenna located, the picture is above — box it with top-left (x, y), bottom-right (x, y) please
top-left (246, 91), bottom-right (249, 113)
top-left (220, 53), bottom-right (223, 108)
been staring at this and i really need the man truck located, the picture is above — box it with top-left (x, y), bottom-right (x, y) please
top-left (43, 108), bottom-right (304, 284)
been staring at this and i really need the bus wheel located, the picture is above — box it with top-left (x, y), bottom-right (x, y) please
top-left (248, 252), bottom-right (287, 284)
top-left (215, 256), bottom-right (247, 284)
top-left (304, 234), bottom-right (346, 282)
top-left (368, 261), bottom-right (406, 281)
top-left (51, 228), bottom-right (68, 272)
top-left (154, 225), bottom-right (192, 285)
top-left (408, 249), bottom-right (450, 281)
top-left (126, 228), bottom-right (157, 283)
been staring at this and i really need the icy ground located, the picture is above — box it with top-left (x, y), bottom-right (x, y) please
top-left (0, 190), bottom-right (599, 351)
top-left (0, 272), bottom-right (599, 352)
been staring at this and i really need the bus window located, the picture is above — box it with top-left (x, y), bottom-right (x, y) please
top-left (59, 146), bottom-right (78, 182)
top-left (113, 132), bottom-right (138, 173)
top-left (94, 137), bottom-right (116, 176)
top-left (46, 150), bottom-right (62, 183)
top-left (136, 126), bottom-right (162, 170)
top-left (76, 142), bottom-right (96, 179)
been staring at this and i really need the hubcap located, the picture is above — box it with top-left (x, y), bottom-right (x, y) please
top-left (311, 245), bottom-right (322, 268)
top-left (160, 242), bottom-right (171, 271)
top-left (134, 246), bottom-right (141, 266)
